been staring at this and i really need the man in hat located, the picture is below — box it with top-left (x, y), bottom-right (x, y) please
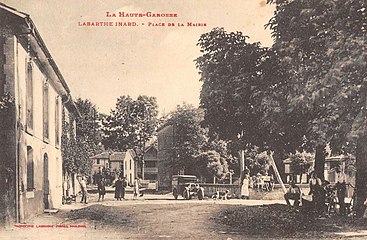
top-left (335, 166), bottom-right (347, 216)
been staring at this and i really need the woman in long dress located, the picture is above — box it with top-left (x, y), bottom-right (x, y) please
top-left (241, 175), bottom-right (250, 199)
top-left (133, 178), bottom-right (140, 199)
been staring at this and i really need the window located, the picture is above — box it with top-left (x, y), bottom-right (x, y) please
top-left (27, 146), bottom-right (34, 191)
top-left (97, 159), bottom-right (100, 165)
top-left (55, 97), bottom-right (60, 146)
top-left (145, 161), bottom-right (157, 168)
top-left (129, 159), bottom-right (132, 170)
top-left (145, 173), bottom-right (157, 180)
top-left (43, 81), bottom-right (49, 142)
top-left (26, 61), bottom-right (34, 132)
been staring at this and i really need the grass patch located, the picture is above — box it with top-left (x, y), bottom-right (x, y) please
top-left (67, 205), bottom-right (132, 226)
top-left (215, 204), bottom-right (367, 238)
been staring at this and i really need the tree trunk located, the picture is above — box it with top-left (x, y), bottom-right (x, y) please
top-left (355, 135), bottom-right (367, 218)
top-left (238, 150), bottom-right (245, 185)
top-left (141, 159), bottom-right (145, 180)
top-left (314, 144), bottom-right (326, 181)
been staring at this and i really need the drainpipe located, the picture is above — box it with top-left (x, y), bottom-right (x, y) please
top-left (15, 35), bottom-right (21, 223)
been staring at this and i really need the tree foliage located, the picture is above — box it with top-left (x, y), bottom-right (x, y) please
top-left (245, 150), bottom-right (272, 176)
top-left (75, 98), bottom-right (101, 144)
top-left (195, 150), bottom-right (229, 181)
top-left (195, 28), bottom-right (272, 149)
top-left (288, 151), bottom-right (313, 177)
top-left (163, 104), bottom-right (231, 180)
top-left (267, 0), bottom-right (367, 153)
top-left (164, 104), bottom-right (207, 173)
top-left (62, 99), bottom-right (101, 175)
top-left (102, 95), bottom-right (158, 152)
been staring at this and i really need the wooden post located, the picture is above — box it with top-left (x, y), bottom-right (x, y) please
top-left (269, 151), bottom-right (287, 193)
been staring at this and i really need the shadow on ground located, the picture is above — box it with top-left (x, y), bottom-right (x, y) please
top-left (213, 203), bottom-right (367, 239)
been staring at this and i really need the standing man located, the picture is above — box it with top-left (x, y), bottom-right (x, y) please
top-left (335, 166), bottom-right (347, 216)
top-left (114, 177), bottom-right (123, 201)
top-left (98, 177), bottom-right (106, 202)
top-left (79, 177), bottom-right (88, 204)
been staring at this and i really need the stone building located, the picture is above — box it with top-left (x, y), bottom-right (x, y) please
top-left (0, 3), bottom-right (79, 225)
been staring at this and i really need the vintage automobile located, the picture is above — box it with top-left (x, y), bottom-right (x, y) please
top-left (172, 175), bottom-right (204, 200)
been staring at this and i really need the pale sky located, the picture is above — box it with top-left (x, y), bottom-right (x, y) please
top-left (2, 0), bottom-right (275, 115)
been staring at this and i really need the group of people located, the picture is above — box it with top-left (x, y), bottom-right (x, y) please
top-left (78, 176), bottom-right (143, 204)
top-left (284, 167), bottom-right (348, 216)
top-left (240, 173), bottom-right (275, 199)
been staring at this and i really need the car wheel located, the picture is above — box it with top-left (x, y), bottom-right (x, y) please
top-left (183, 189), bottom-right (190, 200)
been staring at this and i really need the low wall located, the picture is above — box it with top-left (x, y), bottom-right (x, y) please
top-left (200, 184), bottom-right (241, 197)
top-left (201, 183), bottom-right (290, 199)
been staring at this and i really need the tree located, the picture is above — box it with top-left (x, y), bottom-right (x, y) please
top-left (196, 28), bottom-right (271, 147)
top-left (195, 150), bottom-right (229, 182)
top-left (246, 150), bottom-right (272, 176)
top-left (102, 95), bottom-right (158, 179)
top-left (164, 104), bottom-right (207, 174)
top-left (267, 0), bottom-right (367, 216)
top-left (75, 98), bottom-right (101, 144)
top-left (195, 28), bottom-right (303, 181)
top-left (62, 98), bottom-right (102, 176)
top-left (163, 104), bottom-right (231, 180)
top-left (103, 95), bottom-right (158, 150)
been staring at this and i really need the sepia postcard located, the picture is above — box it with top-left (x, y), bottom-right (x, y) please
top-left (1, 0), bottom-right (366, 239)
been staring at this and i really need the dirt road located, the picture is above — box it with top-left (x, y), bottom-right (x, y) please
top-left (2, 194), bottom-right (367, 240)
top-left (1, 194), bottom-right (283, 240)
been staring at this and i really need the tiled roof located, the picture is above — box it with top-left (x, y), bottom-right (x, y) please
top-left (90, 152), bottom-right (110, 159)
top-left (90, 150), bottom-right (135, 161)
top-left (110, 152), bottom-right (126, 161)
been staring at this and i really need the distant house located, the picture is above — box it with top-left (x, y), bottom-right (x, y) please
top-left (0, 3), bottom-right (79, 225)
top-left (90, 152), bottom-right (110, 176)
top-left (90, 150), bottom-right (137, 185)
top-left (324, 155), bottom-right (355, 185)
top-left (283, 155), bottom-right (356, 187)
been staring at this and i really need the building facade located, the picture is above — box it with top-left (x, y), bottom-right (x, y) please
top-left (157, 125), bottom-right (175, 190)
top-left (0, 4), bottom-right (79, 225)
top-left (144, 144), bottom-right (158, 181)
